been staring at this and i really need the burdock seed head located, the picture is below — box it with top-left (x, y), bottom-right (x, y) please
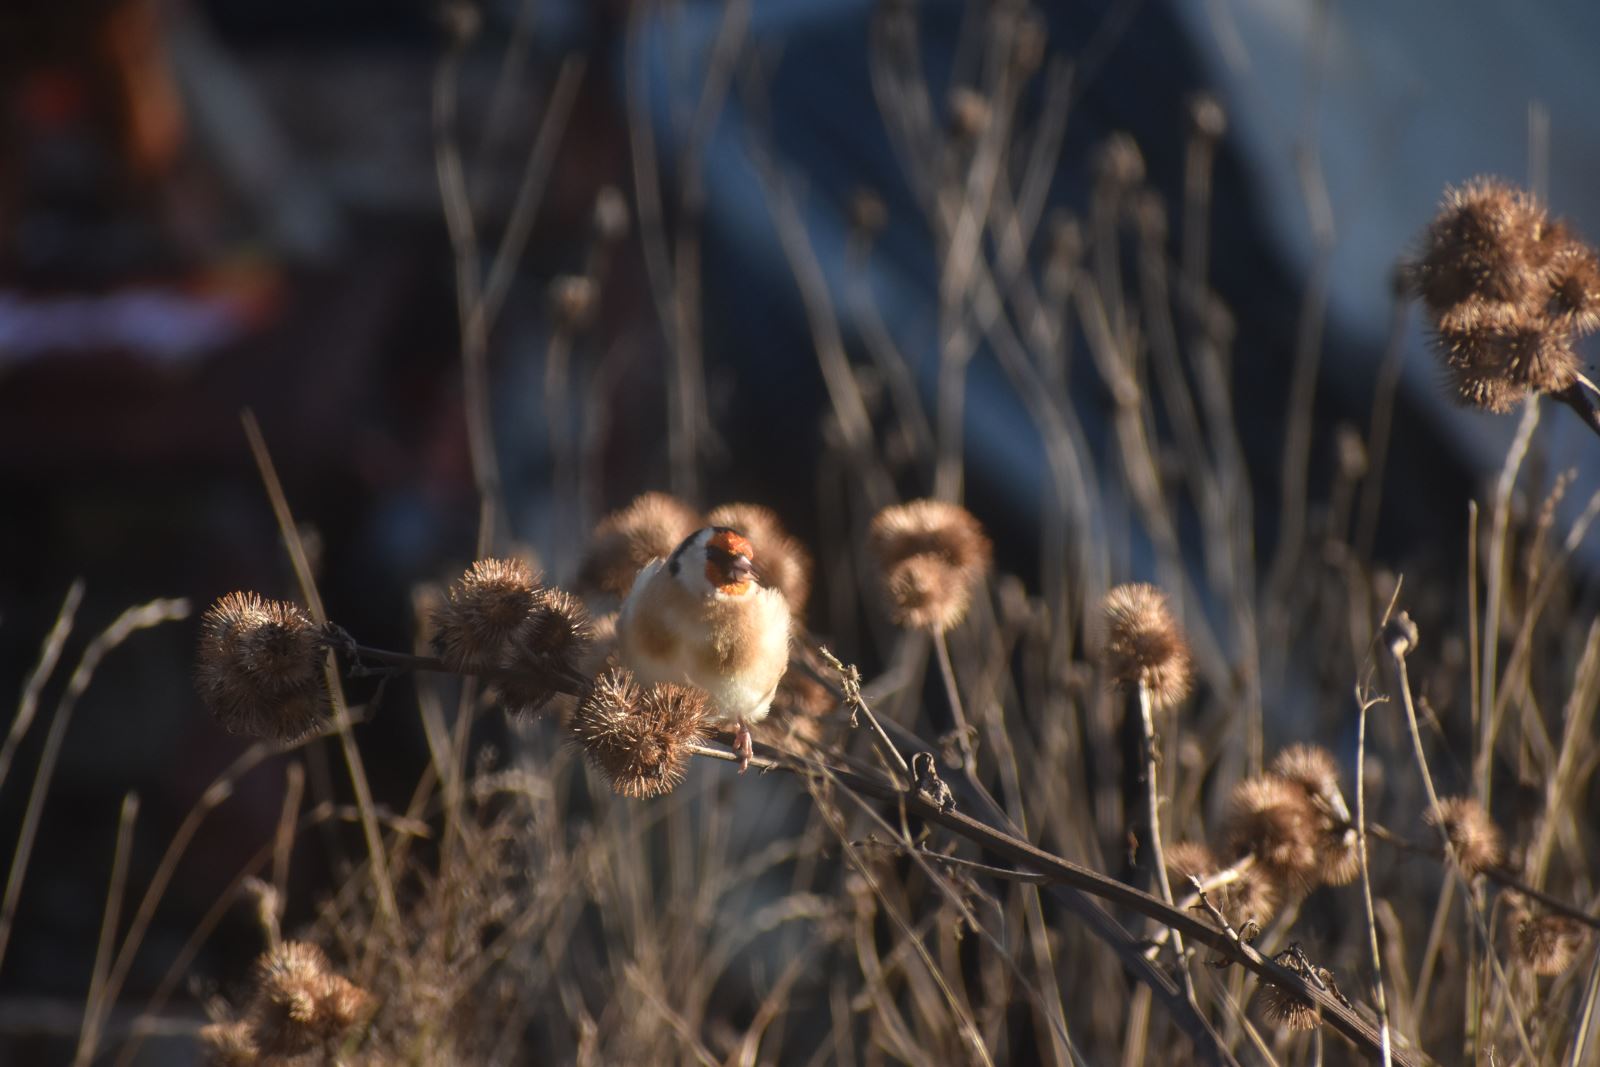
top-left (1424, 796), bottom-right (1503, 876)
top-left (197, 592), bottom-right (330, 742)
top-left (1165, 841), bottom-right (1218, 885)
top-left (581, 492), bottom-right (703, 600)
top-left (1167, 841), bottom-right (1280, 927)
top-left (1260, 978), bottom-right (1321, 1032)
top-left (706, 502), bottom-right (813, 614)
top-left (497, 589), bottom-right (594, 715)
top-left (1101, 583), bottom-right (1193, 710)
top-left (573, 668), bottom-right (709, 799)
top-left (867, 500), bottom-right (992, 633)
top-left (1412, 177), bottom-right (1546, 313)
top-left (247, 941), bottom-right (372, 1057)
top-left (433, 558), bottom-right (544, 671)
top-left (1224, 775), bottom-right (1322, 894)
top-left (1270, 745), bottom-right (1360, 886)
top-left (1507, 894), bottom-right (1588, 976)
top-left (1545, 236), bottom-right (1600, 334)
top-left (1436, 300), bottom-right (1578, 412)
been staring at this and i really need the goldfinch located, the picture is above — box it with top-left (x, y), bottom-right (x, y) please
top-left (616, 526), bottom-right (792, 770)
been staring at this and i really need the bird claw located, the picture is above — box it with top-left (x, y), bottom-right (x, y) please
top-left (734, 722), bottom-right (753, 774)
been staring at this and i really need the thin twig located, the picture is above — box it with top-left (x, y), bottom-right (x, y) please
top-left (74, 792), bottom-right (139, 1067)
top-left (1389, 635), bottom-right (1537, 1063)
top-left (0, 597), bottom-right (187, 974)
top-left (242, 412), bottom-right (396, 923)
top-left (819, 646), bottom-right (911, 782)
top-left (0, 580), bottom-right (85, 795)
top-left (689, 735), bottom-right (1428, 1066)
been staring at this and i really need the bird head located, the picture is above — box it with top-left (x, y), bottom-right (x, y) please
top-left (667, 526), bottom-right (758, 598)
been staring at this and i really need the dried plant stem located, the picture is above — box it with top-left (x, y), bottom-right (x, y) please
top-left (0, 597), bottom-right (187, 974)
top-left (1476, 400), bottom-right (1539, 807)
top-left (1143, 854), bottom-right (1260, 960)
top-left (478, 58), bottom-right (587, 327)
top-left (1137, 683), bottom-right (1198, 1013)
top-left (1355, 293), bottom-right (1412, 559)
top-left (698, 734), bottom-right (1416, 1065)
top-left (1355, 690), bottom-right (1394, 1067)
top-left (819, 646), bottom-right (911, 782)
top-left (74, 792), bottom-right (138, 1067)
top-left (110, 801), bottom-right (427, 1067)
top-left (271, 761), bottom-right (305, 922)
top-left (432, 35), bottom-right (502, 558)
top-left (242, 411), bottom-right (396, 922)
top-left (933, 629), bottom-right (978, 771)
top-left (1389, 645), bottom-right (1536, 1063)
top-left (0, 580), bottom-right (84, 795)
top-left (1367, 823), bottom-right (1600, 932)
top-left (94, 744), bottom-right (276, 1034)
top-left (1570, 941), bottom-right (1600, 1067)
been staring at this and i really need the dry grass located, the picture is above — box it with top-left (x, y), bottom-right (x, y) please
top-left (5, 4), bottom-right (1600, 1066)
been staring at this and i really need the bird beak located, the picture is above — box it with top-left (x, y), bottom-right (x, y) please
top-left (728, 553), bottom-right (755, 583)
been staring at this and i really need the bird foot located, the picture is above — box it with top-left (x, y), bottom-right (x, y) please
top-left (734, 722), bottom-right (753, 774)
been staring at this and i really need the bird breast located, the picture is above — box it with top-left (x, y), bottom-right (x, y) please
top-left (618, 567), bottom-right (791, 723)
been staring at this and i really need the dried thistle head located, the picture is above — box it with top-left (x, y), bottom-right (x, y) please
top-left (196, 592), bottom-right (330, 741)
top-left (496, 589), bottom-right (594, 716)
top-left (1436, 300), bottom-right (1578, 410)
top-left (1259, 978), bottom-right (1320, 1032)
top-left (247, 941), bottom-right (372, 1057)
top-left (549, 274), bottom-right (597, 331)
top-left (1095, 132), bottom-right (1146, 189)
top-left (706, 502), bottom-right (813, 614)
top-left (1166, 842), bottom-right (1279, 927)
top-left (1227, 864), bottom-right (1282, 928)
top-left (572, 668), bottom-right (709, 798)
top-left (1413, 177), bottom-right (1546, 313)
top-left (1425, 796), bottom-right (1503, 876)
top-left (1101, 583), bottom-right (1193, 709)
top-left (867, 499), bottom-right (992, 633)
top-left (1270, 745), bottom-right (1359, 886)
top-left (1224, 776), bottom-right (1321, 894)
top-left (1545, 236), bottom-right (1600, 334)
top-left (1508, 895), bottom-right (1588, 976)
top-left (433, 558), bottom-right (543, 671)
top-left (580, 492), bottom-right (703, 600)
top-left (1165, 841), bottom-right (1218, 885)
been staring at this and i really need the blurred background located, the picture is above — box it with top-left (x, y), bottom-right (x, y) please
top-left (3, 0), bottom-right (1600, 1060)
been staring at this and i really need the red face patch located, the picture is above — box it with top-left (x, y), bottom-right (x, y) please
top-left (707, 529), bottom-right (754, 560)
top-left (704, 529), bottom-right (756, 593)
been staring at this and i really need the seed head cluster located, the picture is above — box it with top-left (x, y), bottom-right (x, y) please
top-left (1165, 841), bottom-right (1279, 927)
top-left (1223, 745), bottom-right (1357, 895)
top-left (1507, 894), bottom-right (1589, 976)
top-left (867, 499), bottom-right (992, 632)
top-left (203, 940), bottom-right (372, 1060)
top-left (497, 588), bottom-right (594, 716)
top-left (579, 492), bottom-right (702, 599)
top-left (572, 668), bottom-right (709, 798)
top-left (433, 560), bottom-right (593, 715)
top-left (196, 592), bottom-right (330, 742)
top-left (433, 558), bottom-right (544, 670)
top-left (1412, 177), bottom-right (1600, 411)
top-left (1101, 583), bottom-right (1193, 710)
top-left (1424, 795), bottom-right (1503, 876)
